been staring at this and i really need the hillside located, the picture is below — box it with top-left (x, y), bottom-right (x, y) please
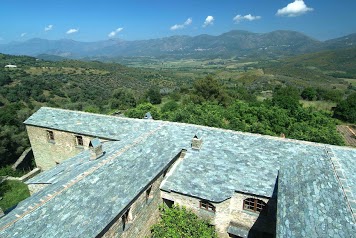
top-left (259, 47), bottom-right (356, 89)
top-left (1, 30), bottom-right (355, 61)
top-left (0, 53), bottom-right (184, 167)
top-left (3, 30), bottom-right (355, 60)
top-left (265, 47), bottom-right (356, 78)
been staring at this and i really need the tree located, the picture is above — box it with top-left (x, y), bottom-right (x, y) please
top-left (146, 87), bottom-right (162, 105)
top-left (111, 88), bottom-right (136, 110)
top-left (125, 103), bottom-right (160, 119)
top-left (272, 86), bottom-right (301, 112)
top-left (333, 92), bottom-right (356, 123)
top-left (161, 100), bottom-right (178, 113)
top-left (301, 87), bottom-right (317, 101)
top-left (193, 76), bottom-right (230, 106)
top-left (0, 74), bottom-right (12, 86)
top-left (151, 205), bottom-right (217, 238)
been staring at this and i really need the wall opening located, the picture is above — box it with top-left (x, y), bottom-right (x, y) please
top-left (75, 135), bottom-right (84, 146)
top-left (199, 200), bottom-right (216, 212)
top-left (46, 130), bottom-right (54, 142)
top-left (163, 198), bottom-right (174, 208)
top-left (122, 207), bottom-right (132, 231)
top-left (243, 198), bottom-right (267, 215)
top-left (146, 185), bottom-right (153, 203)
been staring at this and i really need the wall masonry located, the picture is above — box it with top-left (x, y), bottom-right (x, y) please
top-left (101, 173), bottom-right (165, 238)
top-left (26, 125), bottom-right (105, 170)
top-left (28, 183), bottom-right (49, 195)
top-left (161, 191), bottom-right (276, 237)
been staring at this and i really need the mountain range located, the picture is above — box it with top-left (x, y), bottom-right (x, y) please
top-left (0, 30), bottom-right (355, 60)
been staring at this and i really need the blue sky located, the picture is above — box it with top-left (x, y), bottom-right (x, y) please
top-left (0, 0), bottom-right (355, 43)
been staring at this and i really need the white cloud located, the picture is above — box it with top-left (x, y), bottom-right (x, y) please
top-left (170, 17), bottom-right (192, 31)
top-left (66, 28), bottom-right (78, 34)
top-left (108, 27), bottom-right (124, 38)
top-left (184, 18), bottom-right (192, 25)
top-left (233, 14), bottom-right (261, 23)
top-left (45, 24), bottom-right (53, 31)
top-left (170, 24), bottom-right (184, 31)
top-left (203, 16), bottom-right (214, 27)
top-left (276, 0), bottom-right (313, 17)
top-left (20, 33), bottom-right (27, 37)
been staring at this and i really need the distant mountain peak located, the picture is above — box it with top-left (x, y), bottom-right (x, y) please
top-left (0, 30), bottom-right (354, 60)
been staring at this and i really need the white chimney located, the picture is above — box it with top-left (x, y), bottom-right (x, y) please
top-left (191, 134), bottom-right (203, 150)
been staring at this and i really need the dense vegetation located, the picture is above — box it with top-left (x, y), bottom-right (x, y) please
top-left (126, 78), bottom-right (344, 145)
top-left (0, 180), bottom-right (30, 211)
top-left (333, 92), bottom-right (356, 123)
top-left (150, 205), bottom-right (217, 238)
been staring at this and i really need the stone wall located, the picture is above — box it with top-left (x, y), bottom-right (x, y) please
top-left (11, 147), bottom-right (33, 170)
top-left (28, 183), bottom-right (49, 195)
top-left (101, 173), bottom-right (165, 238)
top-left (229, 192), bottom-right (276, 237)
top-left (26, 125), bottom-right (104, 170)
top-left (161, 191), bottom-right (276, 238)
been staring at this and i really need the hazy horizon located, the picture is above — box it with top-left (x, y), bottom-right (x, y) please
top-left (1, 0), bottom-right (356, 44)
top-left (1, 29), bottom-right (355, 45)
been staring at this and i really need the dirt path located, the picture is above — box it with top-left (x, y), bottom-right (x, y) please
top-left (337, 125), bottom-right (356, 147)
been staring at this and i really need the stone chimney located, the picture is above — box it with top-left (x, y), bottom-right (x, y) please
top-left (191, 134), bottom-right (203, 150)
top-left (89, 138), bottom-right (104, 160)
top-left (144, 112), bottom-right (153, 120)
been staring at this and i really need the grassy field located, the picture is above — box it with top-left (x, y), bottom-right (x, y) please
top-left (342, 78), bottom-right (356, 86)
top-left (0, 180), bottom-right (30, 212)
top-left (301, 100), bottom-right (336, 111)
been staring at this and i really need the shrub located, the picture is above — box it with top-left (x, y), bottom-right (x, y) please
top-left (151, 205), bottom-right (217, 238)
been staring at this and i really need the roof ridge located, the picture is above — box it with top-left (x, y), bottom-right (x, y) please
top-left (324, 146), bottom-right (356, 223)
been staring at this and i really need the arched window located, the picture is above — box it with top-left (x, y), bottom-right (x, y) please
top-left (200, 201), bottom-right (216, 212)
top-left (243, 198), bottom-right (267, 214)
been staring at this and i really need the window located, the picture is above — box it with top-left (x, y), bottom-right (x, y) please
top-left (122, 208), bottom-right (132, 231)
top-left (199, 201), bottom-right (215, 212)
top-left (75, 135), bottom-right (84, 146)
top-left (243, 198), bottom-right (267, 214)
top-left (146, 185), bottom-right (153, 202)
top-left (47, 130), bottom-right (54, 141)
top-left (123, 209), bottom-right (130, 223)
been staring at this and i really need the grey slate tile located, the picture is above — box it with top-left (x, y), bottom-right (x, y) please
top-left (0, 107), bottom-right (354, 237)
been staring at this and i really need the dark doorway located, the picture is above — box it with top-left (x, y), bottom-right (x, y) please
top-left (163, 198), bottom-right (174, 208)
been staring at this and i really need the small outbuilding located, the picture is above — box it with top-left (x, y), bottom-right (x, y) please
top-left (4, 65), bottom-right (17, 68)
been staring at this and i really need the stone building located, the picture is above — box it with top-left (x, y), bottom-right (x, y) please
top-left (0, 107), bottom-right (355, 237)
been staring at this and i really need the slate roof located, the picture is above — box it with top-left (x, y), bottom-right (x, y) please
top-left (161, 128), bottom-right (326, 201)
top-left (276, 146), bottom-right (356, 237)
top-left (24, 107), bottom-right (162, 141)
top-left (0, 124), bottom-right (184, 238)
top-left (331, 147), bottom-right (356, 213)
top-left (1, 107), bottom-right (355, 237)
top-left (227, 223), bottom-right (250, 238)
